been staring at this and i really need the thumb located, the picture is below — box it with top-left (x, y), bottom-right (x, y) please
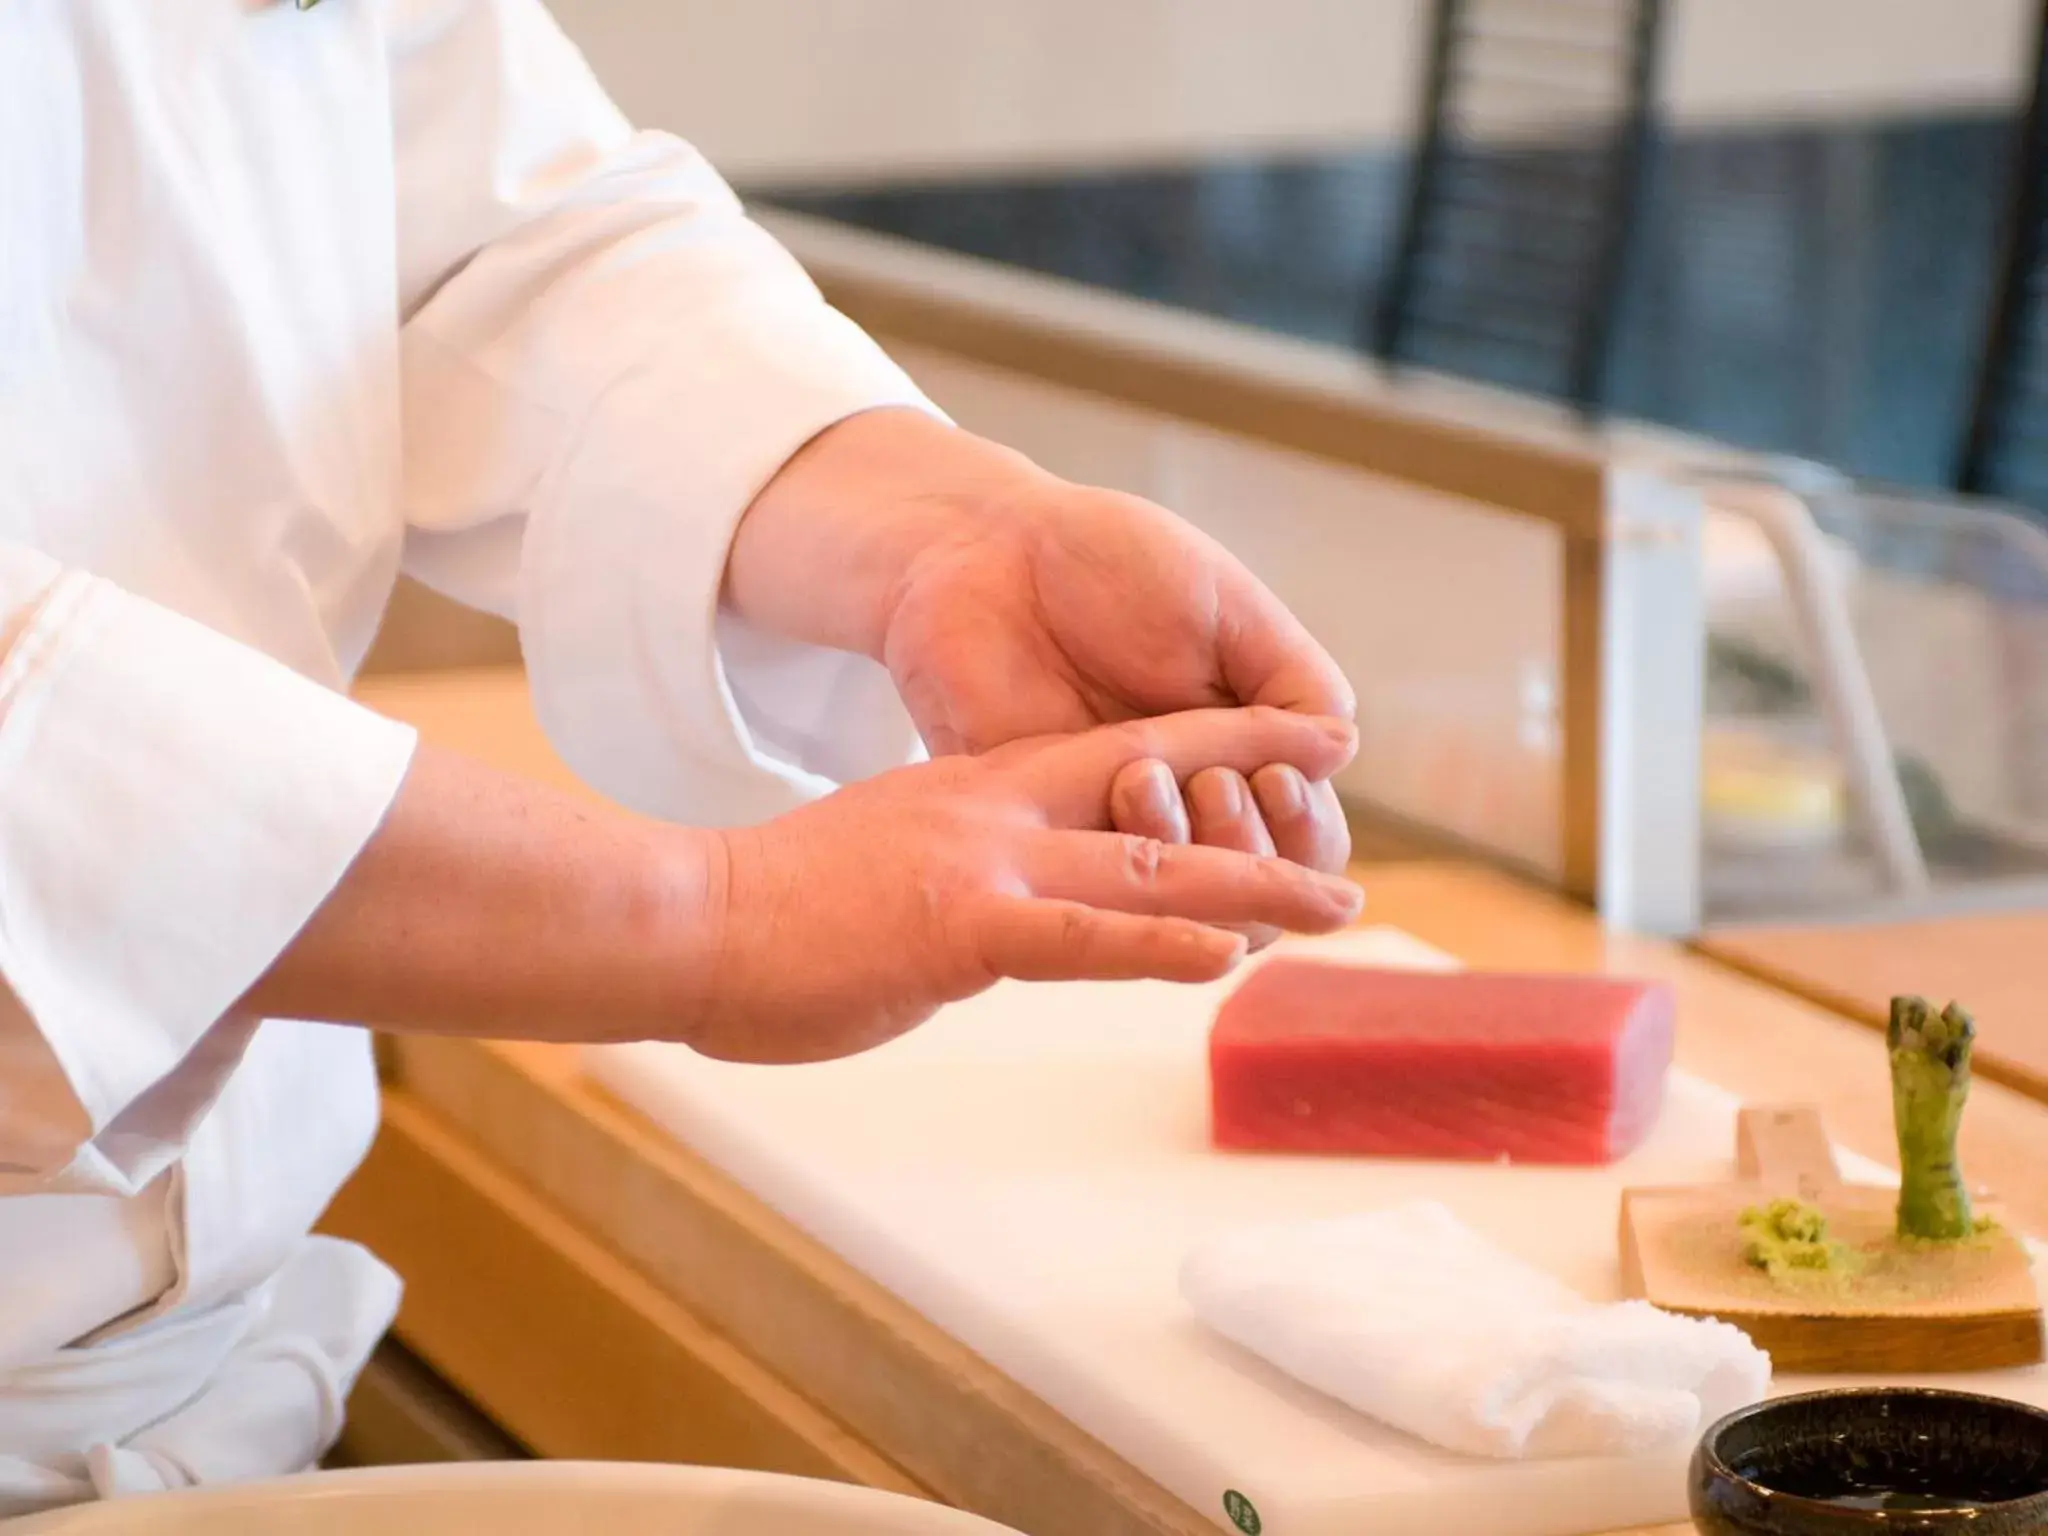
top-left (1216, 571), bottom-right (1355, 719)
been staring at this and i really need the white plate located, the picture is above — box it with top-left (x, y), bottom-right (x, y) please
top-left (0, 1462), bottom-right (1024, 1535)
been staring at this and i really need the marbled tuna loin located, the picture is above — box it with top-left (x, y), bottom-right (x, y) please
top-left (1208, 961), bottom-right (1675, 1163)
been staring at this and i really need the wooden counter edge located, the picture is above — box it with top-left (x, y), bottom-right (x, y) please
top-left (320, 1086), bottom-right (925, 1497)
top-left (331, 1339), bottom-right (528, 1468)
top-left (337, 856), bottom-right (2048, 1536)
top-left (1691, 931), bottom-right (2048, 1109)
top-left (347, 1034), bottom-right (1696, 1536)
top-left (371, 1032), bottom-right (1223, 1536)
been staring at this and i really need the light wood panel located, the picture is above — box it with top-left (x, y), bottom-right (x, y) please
top-left (330, 1341), bottom-right (528, 1468)
top-left (359, 580), bottom-right (520, 676)
top-left (351, 666), bottom-right (589, 798)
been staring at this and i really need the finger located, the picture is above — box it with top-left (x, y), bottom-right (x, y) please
top-left (1251, 765), bottom-right (1352, 875)
top-left (1309, 776), bottom-right (1354, 872)
top-left (1187, 767), bottom-right (1280, 953)
top-left (1023, 706), bottom-right (1356, 828)
top-left (980, 900), bottom-right (1247, 984)
top-left (1188, 768), bottom-right (1275, 857)
top-left (1213, 567), bottom-right (1356, 719)
top-left (1108, 759), bottom-right (1192, 845)
top-left (1028, 832), bottom-right (1363, 933)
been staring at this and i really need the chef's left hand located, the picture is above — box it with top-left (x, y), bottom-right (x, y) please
top-left (883, 475), bottom-right (1355, 887)
top-left (725, 408), bottom-right (1355, 881)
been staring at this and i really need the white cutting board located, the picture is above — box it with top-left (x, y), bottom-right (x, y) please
top-left (583, 928), bottom-right (2048, 1536)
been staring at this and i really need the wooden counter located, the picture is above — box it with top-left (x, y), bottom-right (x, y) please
top-left (328, 666), bottom-right (2048, 1536)
top-left (1698, 913), bottom-right (2048, 1102)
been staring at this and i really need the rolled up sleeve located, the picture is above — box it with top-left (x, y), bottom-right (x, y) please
top-left (0, 547), bottom-right (416, 1196)
top-left (389, 0), bottom-right (934, 826)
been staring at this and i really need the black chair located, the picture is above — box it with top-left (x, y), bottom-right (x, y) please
top-left (1957, 0), bottom-right (2048, 524)
top-left (1366, 0), bottom-right (1666, 413)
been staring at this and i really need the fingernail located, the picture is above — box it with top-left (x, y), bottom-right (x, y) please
top-left (1193, 768), bottom-right (1244, 821)
top-left (1139, 761), bottom-right (1192, 842)
top-left (1255, 765), bottom-right (1307, 820)
top-left (1315, 873), bottom-right (1365, 916)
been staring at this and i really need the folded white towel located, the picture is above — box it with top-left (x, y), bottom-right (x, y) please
top-left (1179, 1200), bottom-right (1770, 1460)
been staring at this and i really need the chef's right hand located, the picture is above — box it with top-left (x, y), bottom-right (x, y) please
top-left (687, 707), bottom-right (1361, 1064)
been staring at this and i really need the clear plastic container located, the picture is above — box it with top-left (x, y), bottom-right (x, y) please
top-left (1697, 460), bottom-right (2048, 922)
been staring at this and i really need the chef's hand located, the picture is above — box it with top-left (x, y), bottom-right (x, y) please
top-left (1101, 754), bottom-right (1345, 953)
top-left (241, 709), bottom-right (1355, 1059)
top-left (725, 409), bottom-right (1355, 890)
top-left (692, 707), bottom-right (1361, 1064)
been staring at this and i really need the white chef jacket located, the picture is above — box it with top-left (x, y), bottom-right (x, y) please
top-left (0, 0), bottom-right (931, 1510)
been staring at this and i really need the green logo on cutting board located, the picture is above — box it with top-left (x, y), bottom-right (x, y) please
top-left (1222, 1489), bottom-right (1261, 1535)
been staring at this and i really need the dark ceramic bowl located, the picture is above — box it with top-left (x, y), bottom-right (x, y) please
top-left (1691, 1389), bottom-right (2048, 1533)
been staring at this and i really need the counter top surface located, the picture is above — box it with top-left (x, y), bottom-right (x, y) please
top-left (336, 666), bottom-right (2048, 1536)
top-left (1697, 912), bottom-right (2048, 1100)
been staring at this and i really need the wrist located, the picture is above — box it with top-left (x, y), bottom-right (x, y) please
top-left (635, 823), bottom-right (736, 1048)
top-left (724, 408), bottom-right (1054, 661)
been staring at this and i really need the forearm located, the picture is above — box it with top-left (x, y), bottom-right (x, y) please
top-left (722, 407), bottom-right (1051, 658)
top-left (238, 745), bottom-right (723, 1044)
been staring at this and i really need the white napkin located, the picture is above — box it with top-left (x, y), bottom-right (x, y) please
top-left (1179, 1201), bottom-right (1770, 1460)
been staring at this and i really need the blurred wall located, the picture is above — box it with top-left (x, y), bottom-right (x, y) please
top-left (545, 0), bottom-right (2036, 186)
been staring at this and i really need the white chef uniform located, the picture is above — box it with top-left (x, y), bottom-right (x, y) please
top-left (0, 0), bottom-right (933, 1513)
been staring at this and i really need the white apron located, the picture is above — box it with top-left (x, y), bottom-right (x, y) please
top-left (0, 1022), bottom-right (396, 1520)
top-left (0, 1238), bottom-right (398, 1520)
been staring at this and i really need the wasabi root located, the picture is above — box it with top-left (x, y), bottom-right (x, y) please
top-left (1889, 995), bottom-right (1977, 1243)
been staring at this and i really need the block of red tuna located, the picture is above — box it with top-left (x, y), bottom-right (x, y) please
top-left (1208, 960), bottom-right (1675, 1164)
